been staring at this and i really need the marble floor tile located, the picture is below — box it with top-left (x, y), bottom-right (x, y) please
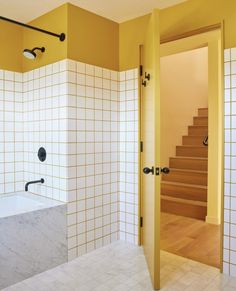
top-left (1, 241), bottom-right (236, 291)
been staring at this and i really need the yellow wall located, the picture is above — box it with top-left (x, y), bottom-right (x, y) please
top-left (119, 0), bottom-right (236, 70)
top-left (2, 0), bottom-right (236, 72)
top-left (0, 21), bottom-right (22, 72)
top-left (1, 3), bottom-right (119, 73)
top-left (22, 4), bottom-right (68, 72)
top-left (119, 14), bottom-right (149, 71)
top-left (160, 47), bottom-right (208, 167)
top-left (67, 4), bottom-right (119, 71)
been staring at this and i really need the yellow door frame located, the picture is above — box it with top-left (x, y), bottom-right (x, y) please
top-left (138, 23), bottom-right (224, 274)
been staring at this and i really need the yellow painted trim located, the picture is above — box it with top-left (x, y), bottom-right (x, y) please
top-left (206, 216), bottom-right (221, 225)
top-left (160, 23), bottom-right (221, 44)
top-left (138, 45), bottom-right (142, 246)
top-left (219, 20), bottom-right (225, 274)
top-left (153, 9), bottom-right (161, 289)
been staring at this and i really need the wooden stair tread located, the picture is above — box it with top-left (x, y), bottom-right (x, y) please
top-left (161, 181), bottom-right (207, 189)
top-left (161, 181), bottom-right (207, 202)
top-left (193, 117), bottom-right (208, 125)
top-left (169, 168), bottom-right (207, 174)
top-left (189, 125), bottom-right (208, 127)
top-left (198, 108), bottom-right (208, 117)
top-left (170, 156), bottom-right (208, 160)
top-left (163, 107), bottom-right (208, 220)
top-left (182, 135), bottom-right (207, 138)
top-left (183, 136), bottom-right (205, 138)
top-left (176, 155), bottom-right (207, 158)
top-left (161, 195), bottom-right (207, 207)
top-left (177, 145), bottom-right (207, 148)
top-left (176, 146), bottom-right (208, 158)
top-left (182, 136), bottom-right (207, 146)
top-left (188, 126), bottom-right (208, 136)
top-left (163, 168), bottom-right (207, 185)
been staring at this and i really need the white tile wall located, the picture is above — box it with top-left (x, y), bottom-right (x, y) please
top-left (0, 70), bottom-right (23, 195)
top-left (224, 48), bottom-right (236, 277)
top-left (0, 61), bottom-right (139, 260)
top-left (119, 69), bottom-right (139, 245)
top-left (66, 60), bottom-right (120, 260)
top-left (23, 61), bottom-right (68, 202)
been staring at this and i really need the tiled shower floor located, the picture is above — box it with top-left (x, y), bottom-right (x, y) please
top-left (2, 241), bottom-right (236, 291)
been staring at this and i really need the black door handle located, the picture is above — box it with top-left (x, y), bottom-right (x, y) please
top-left (143, 167), bottom-right (154, 175)
top-left (161, 167), bottom-right (170, 174)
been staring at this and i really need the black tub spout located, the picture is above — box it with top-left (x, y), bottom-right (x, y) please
top-left (25, 178), bottom-right (44, 192)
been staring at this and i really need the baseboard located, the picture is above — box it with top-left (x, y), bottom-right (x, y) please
top-left (206, 215), bottom-right (221, 225)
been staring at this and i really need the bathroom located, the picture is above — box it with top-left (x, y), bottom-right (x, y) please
top-left (1, 1), bottom-right (236, 290)
top-left (0, 3), bottom-right (139, 289)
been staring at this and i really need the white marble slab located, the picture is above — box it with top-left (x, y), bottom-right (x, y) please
top-left (0, 204), bottom-right (67, 289)
top-left (0, 192), bottom-right (65, 218)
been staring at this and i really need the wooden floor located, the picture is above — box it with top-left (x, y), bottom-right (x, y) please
top-left (160, 212), bottom-right (221, 268)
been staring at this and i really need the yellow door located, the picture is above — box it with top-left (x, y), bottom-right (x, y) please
top-left (140, 9), bottom-right (161, 290)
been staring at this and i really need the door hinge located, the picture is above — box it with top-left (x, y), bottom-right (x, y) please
top-left (140, 65), bottom-right (143, 77)
top-left (140, 217), bottom-right (143, 227)
top-left (140, 141), bottom-right (143, 153)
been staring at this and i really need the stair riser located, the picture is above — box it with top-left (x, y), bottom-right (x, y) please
top-left (162, 171), bottom-right (207, 185)
top-left (176, 147), bottom-right (208, 158)
top-left (182, 136), bottom-right (206, 146)
top-left (161, 199), bottom-right (207, 220)
top-left (193, 117), bottom-right (208, 126)
top-left (170, 158), bottom-right (208, 171)
top-left (188, 126), bottom-right (208, 136)
top-left (198, 108), bottom-right (208, 116)
top-left (161, 183), bottom-right (207, 202)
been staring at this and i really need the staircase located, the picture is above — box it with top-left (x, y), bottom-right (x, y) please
top-left (161, 108), bottom-right (208, 220)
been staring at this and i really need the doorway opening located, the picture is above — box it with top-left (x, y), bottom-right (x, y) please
top-left (159, 31), bottom-right (223, 270)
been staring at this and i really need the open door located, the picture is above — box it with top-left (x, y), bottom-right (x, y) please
top-left (140, 9), bottom-right (162, 290)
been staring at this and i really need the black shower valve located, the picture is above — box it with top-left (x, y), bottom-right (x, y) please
top-left (38, 147), bottom-right (46, 162)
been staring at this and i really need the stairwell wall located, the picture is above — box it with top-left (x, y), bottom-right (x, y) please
top-left (160, 47), bottom-right (208, 167)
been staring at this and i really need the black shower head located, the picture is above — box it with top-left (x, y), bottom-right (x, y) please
top-left (23, 47), bottom-right (45, 60)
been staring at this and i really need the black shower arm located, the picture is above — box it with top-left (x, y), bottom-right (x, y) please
top-left (0, 15), bottom-right (66, 41)
top-left (32, 47), bottom-right (45, 52)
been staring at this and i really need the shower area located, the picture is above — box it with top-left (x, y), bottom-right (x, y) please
top-left (0, 9), bottom-right (139, 289)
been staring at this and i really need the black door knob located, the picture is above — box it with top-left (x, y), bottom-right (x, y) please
top-left (161, 167), bottom-right (170, 174)
top-left (143, 167), bottom-right (154, 175)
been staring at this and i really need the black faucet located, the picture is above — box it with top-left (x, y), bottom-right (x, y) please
top-left (25, 178), bottom-right (45, 192)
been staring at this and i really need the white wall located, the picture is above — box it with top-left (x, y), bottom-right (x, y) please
top-left (66, 60), bottom-right (120, 259)
top-left (23, 61), bottom-right (68, 201)
top-left (160, 47), bottom-right (208, 166)
top-left (119, 69), bottom-right (139, 245)
top-left (0, 70), bottom-right (23, 195)
top-left (223, 48), bottom-right (236, 276)
top-left (0, 61), bottom-right (139, 261)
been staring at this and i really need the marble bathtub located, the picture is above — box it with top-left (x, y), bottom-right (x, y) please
top-left (0, 192), bottom-right (67, 289)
